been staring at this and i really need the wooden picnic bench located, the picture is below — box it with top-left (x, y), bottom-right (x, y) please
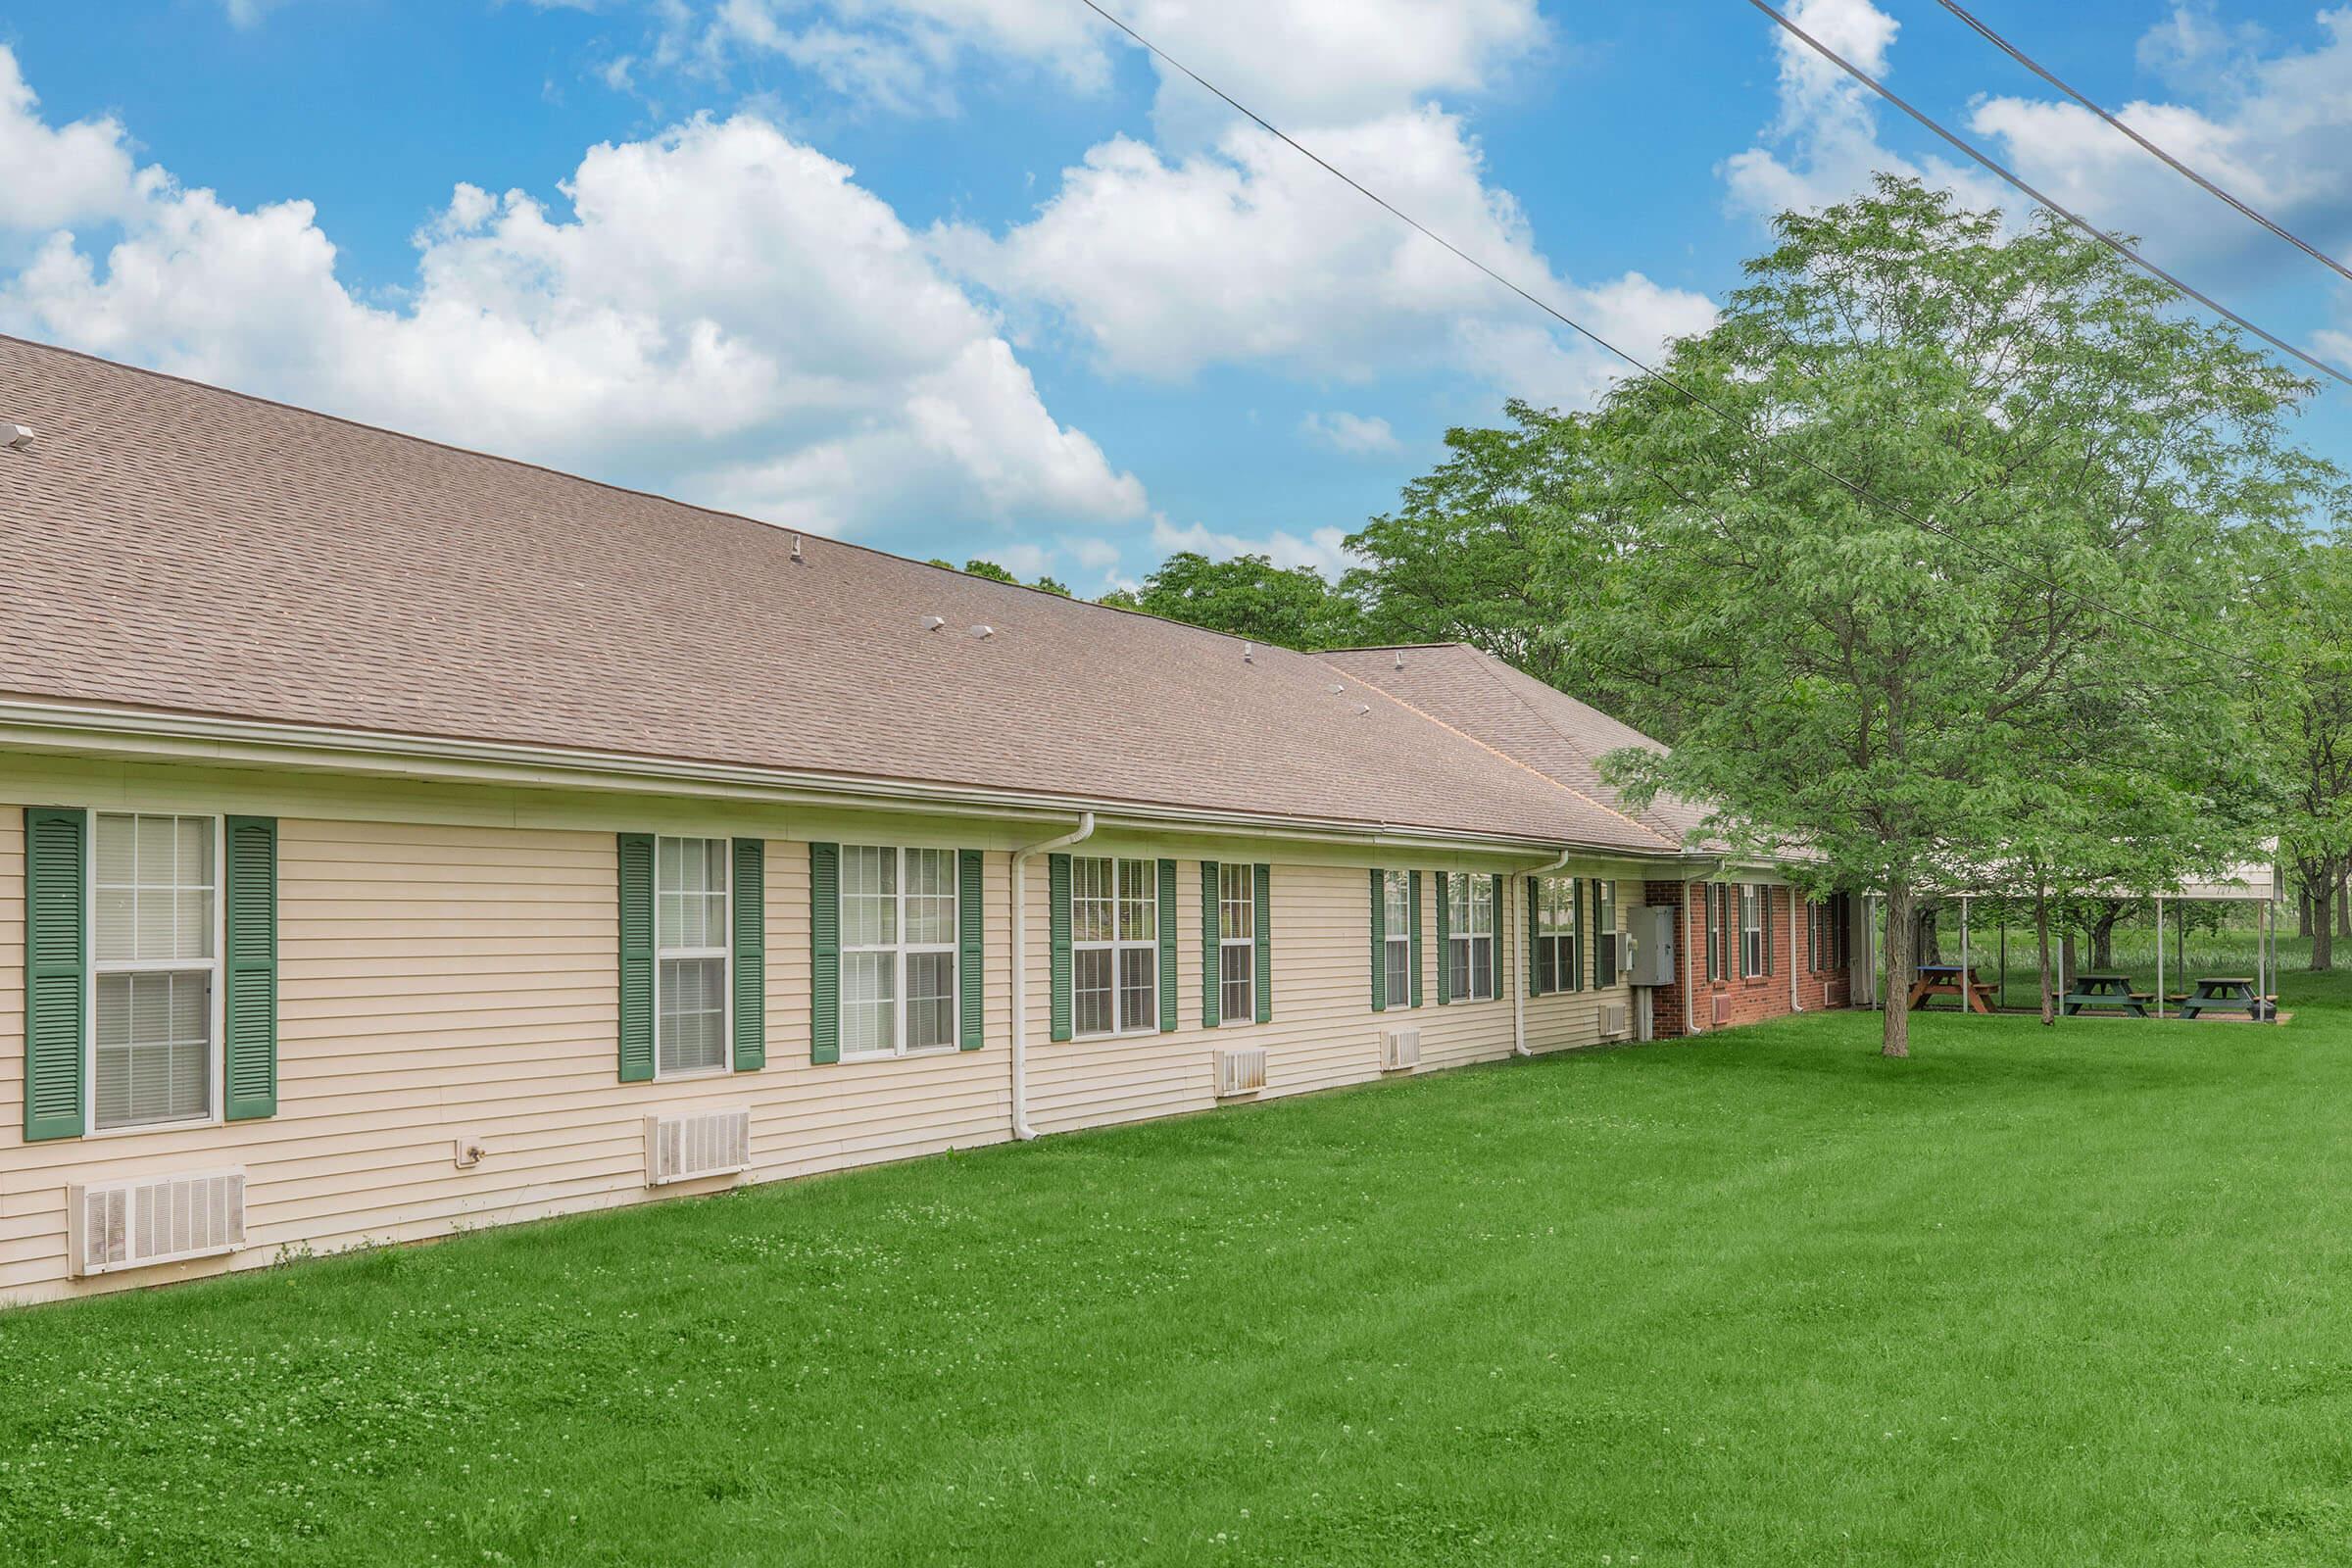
top-left (2175, 976), bottom-right (2278, 1021)
top-left (2063, 972), bottom-right (2151, 1018)
top-left (1907, 962), bottom-right (1996, 1014)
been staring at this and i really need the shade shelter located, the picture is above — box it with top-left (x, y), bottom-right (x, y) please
top-left (1862, 857), bottom-right (2284, 1022)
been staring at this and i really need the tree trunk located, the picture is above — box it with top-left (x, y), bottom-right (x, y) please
top-left (2301, 889), bottom-right (2316, 937)
top-left (2339, 869), bottom-right (2350, 939)
top-left (2314, 865), bottom-right (2336, 972)
top-left (1881, 881), bottom-right (1914, 1058)
top-left (2060, 931), bottom-right (2077, 989)
top-left (2035, 892), bottom-right (2056, 1026)
top-left (2089, 902), bottom-right (2124, 970)
top-left (1916, 904), bottom-right (1942, 966)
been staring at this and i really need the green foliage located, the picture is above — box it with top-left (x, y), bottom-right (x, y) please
top-left (1567, 177), bottom-right (2336, 1047)
top-left (1098, 550), bottom-right (1365, 650)
top-left (2250, 539), bottom-right (2352, 964)
top-left (7, 990), bottom-right (2352, 1563)
top-left (926, 559), bottom-right (1071, 596)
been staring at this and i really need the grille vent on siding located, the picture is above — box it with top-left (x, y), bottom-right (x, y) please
top-left (1600, 1004), bottom-right (1631, 1039)
top-left (69, 1169), bottom-right (246, 1276)
top-left (1380, 1027), bottom-right (1421, 1072)
top-left (644, 1107), bottom-right (753, 1187)
top-left (1213, 1047), bottom-right (1267, 1099)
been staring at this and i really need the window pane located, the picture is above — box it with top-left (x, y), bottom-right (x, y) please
top-left (1384, 936), bottom-right (1409, 1007)
top-left (905, 849), bottom-right (956, 946)
top-left (1073, 858), bottom-right (1113, 945)
top-left (1118, 946), bottom-right (1156, 1032)
top-left (840, 846), bottom-right (897, 949)
top-left (1221, 941), bottom-right (1253, 1021)
top-left (1383, 871), bottom-right (1411, 932)
top-left (1219, 863), bottom-right (1251, 940)
top-left (841, 950), bottom-right (896, 1056)
top-left (658, 956), bottom-right (727, 1073)
top-left (906, 950), bottom-right (955, 1049)
top-left (94, 970), bottom-right (213, 1130)
top-left (95, 813), bottom-right (215, 963)
top-left (1117, 859), bottom-right (1155, 942)
top-left (1074, 947), bottom-right (1114, 1037)
top-left (1469, 937), bottom-right (1494, 999)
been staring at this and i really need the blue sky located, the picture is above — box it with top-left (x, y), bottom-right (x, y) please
top-left (3, 0), bottom-right (2350, 590)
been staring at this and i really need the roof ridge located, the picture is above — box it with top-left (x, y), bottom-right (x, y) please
top-left (1326, 657), bottom-right (1680, 853)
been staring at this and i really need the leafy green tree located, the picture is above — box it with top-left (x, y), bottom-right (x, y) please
top-left (926, 559), bottom-right (1071, 597)
top-left (1099, 551), bottom-right (1364, 651)
top-left (2251, 540), bottom-right (2352, 969)
top-left (1583, 176), bottom-right (2330, 1056)
top-left (1342, 406), bottom-right (1620, 695)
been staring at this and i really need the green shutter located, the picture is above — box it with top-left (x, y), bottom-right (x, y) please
top-left (732, 838), bottom-right (765, 1071)
top-left (1526, 876), bottom-right (1541, 998)
top-left (1252, 863), bottom-right (1272, 1024)
top-left (958, 849), bottom-right (986, 1051)
top-left (1409, 870), bottom-right (1424, 1008)
top-left (809, 843), bottom-right (841, 1064)
top-left (955, 846), bottom-right (983, 1053)
top-left (1568, 876), bottom-right (1585, 995)
top-left (617, 833), bottom-right (655, 1083)
top-left (23, 807), bottom-right (86, 1142)
top-left (1200, 860), bottom-right (1221, 1028)
top-left (1489, 874), bottom-right (1504, 1001)
top-left (1592, 878), bottom-right (1610, 986)
top-left (1764, 887), bottom-right (1776, 976)
top-left (1369, 869), bottom-right (1387, 1013)
top-left (222, 816), bottom-right (279, 1120)
top-left (1435, 872), bottom-right (1451, 1005)
top-left (1048, 853), bottom-right (1073, 1043)
top-left (1157, 858), bottom-right (1178, 1032)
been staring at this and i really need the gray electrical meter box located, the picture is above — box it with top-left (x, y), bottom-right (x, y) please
top-left (1627, 906), bottom-right (1677, 987)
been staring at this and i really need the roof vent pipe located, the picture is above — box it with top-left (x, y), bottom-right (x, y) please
top-left (1394, 651), bottom-right (1404, 669)
top-left (1243, 643), bottom-right (1254, 662)
top-left (919, 615), bottom-right (947, 632)
top-left (6, 425), bottom-right (30, 452)
top-left (971, 624), bottom-right (996, 639)
top-left (791, 534), bottom-right (805, 563)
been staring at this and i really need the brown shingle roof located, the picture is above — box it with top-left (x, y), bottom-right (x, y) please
top-left (0, 336), bottom-right (1672, 852)
top-left (1320, 643), bottom-right (1715, 850)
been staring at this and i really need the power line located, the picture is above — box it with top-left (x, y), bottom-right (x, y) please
top-left (1748, 0), bottom-right (2352, 394)
top-left (1071, 0), bottom-right (2261, 677)
top-left (1936, 0), bottom-right (2352, 291)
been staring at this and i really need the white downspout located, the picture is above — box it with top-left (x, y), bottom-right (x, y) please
top-left (1514, 848), bottom-right (1574, 1057)
top-left (1687, 879), bottom-right (1703, 1035)
top-left (1008, 810), bottom-right (1095, 1141)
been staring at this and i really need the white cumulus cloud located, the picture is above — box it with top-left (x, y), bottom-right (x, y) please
top-left (0, 46), bottom-right (1144, 542)
top-left (1299, 411), bottom-right (1398, 455)
top-left (937, 107), bottom-right (1715, 408)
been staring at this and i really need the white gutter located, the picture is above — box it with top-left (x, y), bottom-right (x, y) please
top-left (1513, 847), bottom-right (1574, 1057)
top-left (1008, 811), bottom-right (1094, 1141)
top-left (1688, 880), bottom-right (1703, 1036)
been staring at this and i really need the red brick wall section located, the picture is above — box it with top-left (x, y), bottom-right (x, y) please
top-left (1642, 881), bottom-right (1852, 1039)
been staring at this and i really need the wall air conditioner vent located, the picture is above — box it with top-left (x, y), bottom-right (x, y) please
top-left (70, 1169), bottom-right (246, 1277)
top-left (1213, 1047), bottom-right (1268, 1099)
top-left (1380, 1027), bottom-right (1421, 1072)
top-left (1600, 1004), bottom-right (1631, 1039)
top-left (645, 1107), bottom-right (752, 1187)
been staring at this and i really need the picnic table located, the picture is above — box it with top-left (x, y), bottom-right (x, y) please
top-left (1906, 962), bottom-right (1995, 1014)
top-left (2062, 972), bottom-right (2151, 1017)
top-left (2172, 976), bottom-right (2278, 1021)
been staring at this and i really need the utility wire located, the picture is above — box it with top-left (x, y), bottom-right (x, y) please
top-left (1072, 0), bottom-right (2261, 676)
top-left (1748, 0), bottom-right (2352, 394)
top-left (1936, 0), bottom-right (2352, 291)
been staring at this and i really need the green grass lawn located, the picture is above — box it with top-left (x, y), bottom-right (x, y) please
top-left (6, 971), bottom-right (2352, 1564)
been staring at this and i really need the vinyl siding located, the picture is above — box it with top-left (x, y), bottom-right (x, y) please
top-left (1, 792), bottom-right (1643, 1303)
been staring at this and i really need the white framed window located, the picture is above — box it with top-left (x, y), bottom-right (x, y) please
top-left (656, 836), bottom-right (729, 1076)
top-left (842, 846), bottom-right (958, 1057)
top-left (1381, 870), bottom-right (1411, 1008)
top-left (1446, 874), bottom-right (1495, 1002)
top-left (1740, 884), bottom-right (1765, 978)
top-left (91, 812), bottom-right (220, 1132)
top-left (1074, 857), bottom-right (1156, 1037)
top-left (1593, 879), bottom-right (1619, 980)
top-left (1218, 862), bottom-right (1255, 1023)
top-left (1532, 874), bottom-right (1578, 996)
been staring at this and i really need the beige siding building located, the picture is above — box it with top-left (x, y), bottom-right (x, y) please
top-left (0, 337), bottom-right (1843, 1304)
